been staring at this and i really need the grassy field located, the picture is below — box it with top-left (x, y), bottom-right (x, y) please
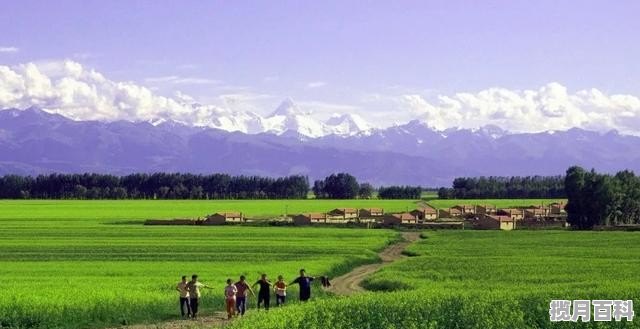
top-left (0, 201), bottom-right (398, 329)
top-left (425, 198), bottom-right (566, 209)
top-left (1, 199), bottom-right (604, 329)
top-left (0, 199), bottom-right (424, 221)
top-left (229, 231), bottom-right (640, 329)
top-left (0, 197), bottom-right (566, 223)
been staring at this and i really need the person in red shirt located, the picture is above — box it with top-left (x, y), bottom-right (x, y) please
top-left (273, 275), bottom-right (287, 306)
top-left (234, 275), bottom-right (254, 316)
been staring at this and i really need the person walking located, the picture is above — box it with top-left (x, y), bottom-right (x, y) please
top-left (234, 275), bottom-right (254, 316)
top-left (290, 269), bottom-right (315, 302)
top-left (175, 275), bottom-right (191, 318)
top-left (224, 279), bottom-right (238, 319)
top-left (252, 273), bottom-right (272, 310)
top-left (186, 274), bottom-right (211, 319)
top-left (273, 275), bottom-right (287, 306)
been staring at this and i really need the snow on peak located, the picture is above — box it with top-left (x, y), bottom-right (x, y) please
top-left (270, 98), bottom-right (307, 117)
top-left (325, 113), bottom-right (373, 136)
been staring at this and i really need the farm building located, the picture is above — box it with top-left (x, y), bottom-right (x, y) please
top-left (292, 213), bottom-right (327, 225)
top-left (497, 208), bottom-right (525, 220)
top-left (524, 208), bottom-right (549, 219)
top-left (452, 205), bottom-right (475, 214)
top-left (359, 208), bottom-right (384, 218)
top-left (410, 206), bottom-right (438, 220)
top-left (439, 207), bottom-right (463, 218)
top-left (382, 213), bottom-right (418, 226)
top-left (202, 212), bottom-right (244, 225)
top-left (476, 215), bottom-right (516, 230)
top-left (328, 208), bottom-right (359, 220)
top-left (475, 204), bottom-right (497, 215)
top-left (549, 202), bottom-right (566, 215)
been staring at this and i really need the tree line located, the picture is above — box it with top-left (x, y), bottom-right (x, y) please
top-left (565, 166), bottom-right (640, 229)
top-left (437, 176), bottom-right (566, 199)
top-left (311, 173), bottom-right (422, 199)
top-left (378, 186), bottom-right (422, 199)
top-left (0, 173), bottom-right (310, 199)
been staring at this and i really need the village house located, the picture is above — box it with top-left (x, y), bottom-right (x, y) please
top-left (524, 208), bottom-right (549, 219)
top-left (410, 206), bottom-right (438, 221)
top-left (452, 204), bottom-right (475, 214)
top-left (475, 204), bottom-right (497, 215)
top-left (382, 213), bottom-right (418, 226)
top-left (358, 208), bottom-right (384, 223)
top-left (549, 202), bottom-right (566, 215)
top-left (476, 215), bottom-right (516, 230)
top-left (327, 208), bottom-right (359, 220)
top-left (439, 207), bottom-right (463, 219)
top-left (497, 208), bottom-right (525, 220)
top-left (359, 208), bottom-right (384, 218)
top-left (202, 212), bottom-right (244, 225)
top-left (292, 213), bottom-right (327, 225)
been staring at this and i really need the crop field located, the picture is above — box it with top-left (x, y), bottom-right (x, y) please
top-left (0, 199), bottom-right (601, 329)
top-left (0, 198), bottom-right (565, 223)
top-left (0, 199), bottom-right (424, 221)
top-left (0, 201), bottom-right (398, 329)
top-left (229, 231), bottom-right (640, 329)
top-left (425, 198), bottom-right (566, 209)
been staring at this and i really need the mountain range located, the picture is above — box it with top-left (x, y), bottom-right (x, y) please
top-left (1, 106), bottom-right (640, 186)
top-left (182, 98), bottom-right (373, 138)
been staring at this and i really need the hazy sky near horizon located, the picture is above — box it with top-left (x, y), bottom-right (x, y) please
top-left (1, 0), bottom-right (640, 133)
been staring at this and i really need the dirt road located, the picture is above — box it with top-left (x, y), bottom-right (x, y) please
top-left (110, 231), bottom-right (421, 329)
top-left (327, 231), bottom-right (420, 295)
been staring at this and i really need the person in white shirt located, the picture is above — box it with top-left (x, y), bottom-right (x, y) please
top-left (175, 275), bottom-right (191, 318)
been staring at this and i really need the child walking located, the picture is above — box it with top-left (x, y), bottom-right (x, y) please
top-left (224, 279), bottom-right (238, 319)
top-left (274, 275), bottom-right (287, 306)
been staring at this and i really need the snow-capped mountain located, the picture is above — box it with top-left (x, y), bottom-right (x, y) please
top-left (170, 98), bottom-right (374, 138)
top-left (325, 113), bottom-right (373, 136)
top-left (261, 98), bottom-right (327, 138)
top-left (3, 107), bottom-right (640, 186)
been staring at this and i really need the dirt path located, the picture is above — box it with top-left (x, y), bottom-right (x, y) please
top-left (109, 312), bottom-right (231, 329)
top-left (109, 231), bottom-right (421, 329)
top-left (327, 231), bottom-right (420, 295)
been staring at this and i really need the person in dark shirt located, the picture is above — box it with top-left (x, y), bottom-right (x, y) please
top-left (252, 273), bottom-right (272, 310)
top-left (290, 269), bottom-right (315, 302)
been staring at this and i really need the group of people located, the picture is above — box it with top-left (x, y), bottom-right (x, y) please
top-left (176, 269), bottom-right (328, 320)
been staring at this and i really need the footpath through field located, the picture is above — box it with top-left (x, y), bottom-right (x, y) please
top-left (327, 231), bottom-right (420, 295)
top-left (110, 231), bottom-right (421, 329)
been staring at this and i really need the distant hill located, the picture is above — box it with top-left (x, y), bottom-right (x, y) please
top-left (1, 107), bottom-right (639, 186)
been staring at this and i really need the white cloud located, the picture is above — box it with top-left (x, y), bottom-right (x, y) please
top-left (0, 46), bottom-right (19, 53)
top-left (306, 81), bottom-right (327, 89)
top-left (1, 60), bottom-right (640, 136)
top-left (0, 60), bottom-right (229, 126)
top-left (399, 82), bottom-right (640, 135)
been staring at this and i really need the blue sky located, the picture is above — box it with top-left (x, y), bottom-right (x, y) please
top-left (1, 1), bottom-right (639, 133)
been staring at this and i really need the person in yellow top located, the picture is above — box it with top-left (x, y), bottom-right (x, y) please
top-left (175, 275), bottom-right (191, 318)
top-left (186, 274), bottom-right (212, 319)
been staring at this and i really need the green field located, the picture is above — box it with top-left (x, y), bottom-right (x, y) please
top-left (5, 199), bottom-right (632, 329)
top-left (0, 199), bottom-right (424, 221)
top-left (230, 231), bottom-right (640, 329)
top-left (425, 198), bottom-right (566, 209)
top-left (0, 200), bottom-right (398, 329)
top-left (0, 197), bottom-right (566, 223)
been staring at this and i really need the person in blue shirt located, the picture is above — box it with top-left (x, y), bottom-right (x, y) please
top-left (290, 269), bottom-right (315, 301)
